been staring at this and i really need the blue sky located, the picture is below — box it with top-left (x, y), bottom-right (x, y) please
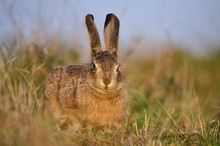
top-left (1, 0), bottom-right (220, 55)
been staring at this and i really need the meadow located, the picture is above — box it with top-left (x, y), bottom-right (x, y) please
top-left (0, 39), bottom-right (219, 145)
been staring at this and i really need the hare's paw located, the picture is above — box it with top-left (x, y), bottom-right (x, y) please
top-left (54, 116), bottom-right (73, 131)
top-left (55, 116), bottom-right (83, 133)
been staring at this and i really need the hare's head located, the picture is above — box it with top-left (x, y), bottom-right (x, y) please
top-left (86, 14), bottom-right (124, 92)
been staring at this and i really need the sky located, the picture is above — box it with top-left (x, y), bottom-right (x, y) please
top-left (0, 0), bottom-right (220, 56)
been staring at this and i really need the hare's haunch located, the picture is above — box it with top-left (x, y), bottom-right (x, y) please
top-left (45, 14), bottom-right (128, 131)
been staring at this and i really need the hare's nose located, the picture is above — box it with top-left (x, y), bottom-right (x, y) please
top-left (103, 78), bottom-right (111, 86)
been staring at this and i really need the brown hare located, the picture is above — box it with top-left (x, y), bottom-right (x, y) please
top-left (45, 13), bottom-right (128, 131)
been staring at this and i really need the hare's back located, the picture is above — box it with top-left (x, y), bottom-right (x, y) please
top-left (65, 64), bottom-right (88, 77)
top-left (46, 64), bottom-right (87, 96)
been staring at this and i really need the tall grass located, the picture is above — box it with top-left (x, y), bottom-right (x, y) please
top-left (0, 40), bottom-right (219, 145)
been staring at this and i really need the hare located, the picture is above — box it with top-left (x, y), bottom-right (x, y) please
top-left (45, 13), bottom-right (128, 131)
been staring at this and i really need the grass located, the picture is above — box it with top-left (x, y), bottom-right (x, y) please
top-left (0, 42), bottom-right (219, 146)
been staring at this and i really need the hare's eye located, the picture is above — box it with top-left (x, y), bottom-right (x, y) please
top-left (92, 63), bottom-right (96, 70)
top-left (116, 64), bottom-right (120, 72)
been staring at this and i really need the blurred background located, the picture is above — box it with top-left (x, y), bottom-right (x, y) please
top-left (0, 0), bottom-right (220, 145)
top-left (1, 0), bottom-right (220, 56)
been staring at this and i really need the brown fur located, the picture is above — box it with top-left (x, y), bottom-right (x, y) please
top-left (45, 14), bottom-right (128, 131)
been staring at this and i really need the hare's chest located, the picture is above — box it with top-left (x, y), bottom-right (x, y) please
top-left (77, 95), bottom-right (125, 126)
top-left (74, 86), bottom-right (127, 126)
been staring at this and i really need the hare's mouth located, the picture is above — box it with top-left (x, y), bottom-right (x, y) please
top-left (87, 80), bottom-right (118, 92)
top-left (97, 86), bottom-right (116, 91)
top-left (94, 84), bottom-right (118, 92)
top-left (92, 86), bottom-right (120, 99)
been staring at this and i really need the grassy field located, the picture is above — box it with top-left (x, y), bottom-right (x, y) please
top-left (0, 41), bottom-right (219, 146)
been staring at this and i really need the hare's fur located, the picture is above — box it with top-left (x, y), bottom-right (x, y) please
top-left (45, 14), bottom-right (128, 130)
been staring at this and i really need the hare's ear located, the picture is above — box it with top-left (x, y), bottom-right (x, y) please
top-left (86, 14), bottom-right (102, 58)
top-left (104, 13), bottom-right (120, 57)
